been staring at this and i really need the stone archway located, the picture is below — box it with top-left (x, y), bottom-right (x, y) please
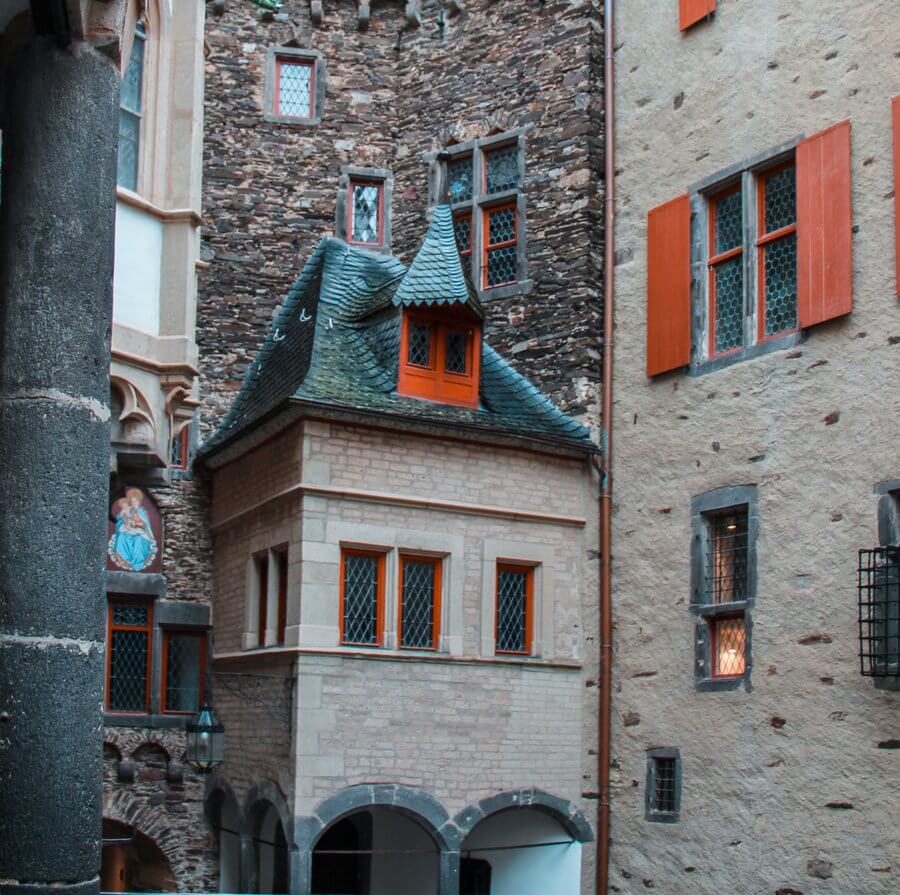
top-left (242, 780), bottom-right (293, 894)
top-left (101, 817), bottom-right (176, 893)
top-left (206, 776), bottom-right (241, 893)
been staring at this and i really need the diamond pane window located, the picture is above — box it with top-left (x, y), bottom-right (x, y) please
top-left (170, 426), bottom-right (189, 470)
top-left (485, 145), bottom-right (519, 194)
top-left (759, 164), bottom-right (798, 339)
top-left (117, 23), bottom-right (145, 190)
top-left (445, 329), bottom-right (469, 375)
top-left (106, 600), bottom-right (152, 713)
top-left (400, 558), bottom-right (440, 649)
top-left (484, 204), bottom-right (518, 289)
top-left (341, 551), bottom-right (383, 646)
top-left (276, 58), bottom-right (313, 119)
top-left (407, 321), bottom-right (432, 368)
top-left (706, 509), bottom-right (748, 604)
top-left (496, 564), bottom-right (533, 654)
top-left (163, 631), bottom-right (205, 714)
top-left (711, 615), bottom-right (746, 677)
top-left (448, 156), bottom-right (473, 203)
top-left (349, 181), bottom-right (383, 245)
top-left (453, 213), bottom-right (472, 256)
top-left (653, 757), bottom-right (677, 813)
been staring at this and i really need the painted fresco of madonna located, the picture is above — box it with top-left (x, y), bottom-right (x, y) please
top-left (108, 488), bottom-right (159, 572)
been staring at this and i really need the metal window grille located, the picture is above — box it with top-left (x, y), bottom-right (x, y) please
top-left (485, 145), bottom-right (519, 194)
top-left (276, 59), bottom-right (313, 118)
top-left (343, 554), bottom-right (379, 645)
top-left (400, 560), bottom-right (436, 649)
top-left (653, 757), bottom-right (677, 813)
top-left (445, 330), bottom-right (468, 374)
top-left (165, 633), bottom-right (203, 713)
top-left (350, 182), bottom-right (381, 244)
top-left (858, 546), bottom-right (900, 678)
top-left (407, 321), bottom-right (431, 367)
top-left (711, 615), bottom-right (746, 677)
top-left (496, 568), bottom-right (528, 653)
top-left (117, 22), bottom-right (145, 190)
top-left (448, 156), bottom-right (473, 203)
top-left (706, 508), bottom-right (748, 603)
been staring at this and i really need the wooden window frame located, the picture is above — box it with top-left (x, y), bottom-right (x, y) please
top-left (339, 547), bottom-right (386, 647)
top-left (482, 202), bottom-right (519, 291)
top-left (105, 598), bottom-right (153, 715)
top-left (255, 551), bottom-right (269, 648)
top-left (755, 160), bottom-right (798, 344)
top-left (160, 629), bottom-right (207, 715)
top-left (275, 548), bottom-right (288, 645)
top-left (397, 308), bottom-right (481, 409)
top-left (397, 554), bottom-right (443, 652)
top-left (273, 56), bottom-right (316, 120)
top-left (347, 178), bottom-right (385, 248)
top-left (170, 426), bottom-right (189, 470)
top-left (706, 182), bottom-right (744, 360)
top-left (117, 20), bottom-right (147, 192)
top-left (494, 562), bottom-right (535, 657)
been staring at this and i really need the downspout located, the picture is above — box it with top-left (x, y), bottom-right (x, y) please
top-left (598, 0), bottom-right (616, 892)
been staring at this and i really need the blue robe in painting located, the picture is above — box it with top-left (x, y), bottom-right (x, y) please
top-left (112, 506), bottom-right (157, 571)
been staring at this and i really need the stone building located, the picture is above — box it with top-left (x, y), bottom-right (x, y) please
top-left (608, 1), bottom-right (899, 893)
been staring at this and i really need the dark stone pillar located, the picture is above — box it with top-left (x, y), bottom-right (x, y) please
top-left (0, 35), bottom-right (119, 895)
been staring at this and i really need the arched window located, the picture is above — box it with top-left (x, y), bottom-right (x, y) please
top-left (118, 21), bottom-right (147, 191)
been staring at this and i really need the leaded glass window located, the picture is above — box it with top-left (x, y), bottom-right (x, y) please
top-left (341, 551), bottom-right (382, 646)
top-left (117, 23), bottom-right (146, 191)
top-left (708, 186), bottom-right (744, 355)
top-left (485, 145), bottom-right (519, 194)
top-left (485, 204), bottom-right (518, 288)
top-left (163, 631), bottom-right (205, 713)
top-left (349, 181), bottom-right (382, 245)
top-left (445, 329), bottom-right (468, 375)
top-left (496, 565), bottom-right (532, 654)
top-left (407, 320), bottom-right (432, 368)
top-left (453, 213), bottom-right (472, 257)
top-left (400, 558), bottom-right (439, 649)
top-left (711, 616), bottom-right (746, 677)
top-left (107, 600), bottom-right (151, 713)
top-left (276, 58), bottom-right (313, 119)
top-left (448, 156), bottom-right (473, 203)
top-left (759, 164), bottom-right (797, 338)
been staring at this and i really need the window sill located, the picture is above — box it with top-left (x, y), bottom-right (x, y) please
top-left (264, 113), bottom-right (322, 127)
top-left (689, 330), bottom-right (801, 376)
top-left (691, 599), bottom-right (749, 618)
top-left (646, 811), bottom-right (680, 825)
top-left (479, 278), bottom-right (534, 302)
top-left (695, 675), bottom-right (748, 693)
top-left (103, 712), bottom-right (191, 729)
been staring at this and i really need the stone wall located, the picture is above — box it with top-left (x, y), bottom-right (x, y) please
top-left (610, 1), bottom-right (899, 893)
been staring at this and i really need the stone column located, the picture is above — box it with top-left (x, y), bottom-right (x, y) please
top-left (0, 35), bottom-right (119, 895)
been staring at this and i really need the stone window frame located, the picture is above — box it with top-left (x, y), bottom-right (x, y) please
top-left (479, 539), bottom-right (555, 660)
top-left (426, 128), bottom-right (534, 301)
top-left (644, 747), bottom-right (682, 823)
top-left (104, 570), bottom-right (210, 729)
top-left (264, 47), bottom-right (325, 126)
top-left (335, 165), bottom-right (394, 253)
top-left (690, 485), bottom-right (758, 692)
top-left (688, 137), bottom-right (803, 376)
top-left (242, 524), bottom-right (293, 650)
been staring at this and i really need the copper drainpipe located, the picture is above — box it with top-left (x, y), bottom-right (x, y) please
top-left (597, 0), bottom-right (616, 891)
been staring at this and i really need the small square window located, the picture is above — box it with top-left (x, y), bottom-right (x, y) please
top-left (710, 615), bottom-right (747, 678)
top-left (646, 749), bottom-right (681, 822)
top-left (275, 58), bottom-right (314, 119)
top-left (407, 321), bottom-right (433, 368)
top-left (444, 329), bottom-right (469, 375)
top-left (340, 549), bottom-right (385, 647)
top-left (495, 564), bottom-right (534, 655)
top-left (348, 180), bottom-right (384, 246)
top-left (398, 556), bottom-right (442, 650)
top-left (162, 630), bottom-right (206, 714)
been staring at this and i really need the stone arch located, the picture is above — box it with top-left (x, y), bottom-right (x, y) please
top-left (132, 741), bottom-right (171, 765)
top-left (242, 779), bottom-right (293, 841)
top-left (242, 780), bottom-right (294, 894)
top-left (104, 741), bottom-right (123, 762)
top-left (205, 774), bottom-right (241, 893)
top-left (450, 788), bottom-right (594, 844)
top-left (103, 789), bottom-right (183, 875)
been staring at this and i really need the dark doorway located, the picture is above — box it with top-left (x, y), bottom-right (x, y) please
top-left (461, 857), bottom-right (492, 894)
top-left (311, 812), bottom-right (372, 894)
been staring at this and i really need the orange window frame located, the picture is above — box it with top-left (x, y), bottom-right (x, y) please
top-left (255, 552), bottom-right (268, 647)
top-left (755, 161), bottom-right (798, 343)
top-left (453, 211), bottom-right (473, 259)
top-left (274, 57), bottom-right (315, 119)
top-left (397, 309), bottom-right (481, 409)
top-left (347, 179), bottom-right (385, 247)
top-left (339, 548), bottom-right (386, 647)
top-left (495, 563), bottom-right (535, 656)
top-left (276, 548), bottom-right (288, 645)
top-left (397, 554), bottom-right (442, 651)
top-left (707, 183), bottom-right (744, 359)
top-left (106, 599), bottom-right (153, 714)
top-left (170, 426), bottom-right (189, 470)
top-left (161, 629), bottom-right (207, 715)
top-left (709, 614), bottom-right (746, 679)
top-left (482, 202), bottom-right (519, 290)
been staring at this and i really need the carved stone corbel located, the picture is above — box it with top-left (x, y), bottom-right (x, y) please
top-left (309, 0), bottom-right (324, 25)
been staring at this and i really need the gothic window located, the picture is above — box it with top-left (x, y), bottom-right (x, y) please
top-left (117, 22), bottom-right (146, 191)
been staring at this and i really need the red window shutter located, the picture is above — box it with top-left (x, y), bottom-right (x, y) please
top-left (893, 96), bottom-right (900, 297)
top-left (646, 194), bottom-right (692, 376)
top-left (680, 0), bottom-right (716, 32)
top-left (796, 120), bottom-right (853, 329)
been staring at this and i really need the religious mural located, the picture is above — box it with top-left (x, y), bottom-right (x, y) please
top-left (107, 488), bottom-right (161, 573)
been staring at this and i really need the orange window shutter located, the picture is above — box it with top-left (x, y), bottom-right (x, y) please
top-left (796, 120), bottom-right (853, 329)
top-left (893, 96), bottom-right (899, 297)
top-left (646, 194), bottom-right (692, 376)
top-left (680, 0), bottom-right (716, 32)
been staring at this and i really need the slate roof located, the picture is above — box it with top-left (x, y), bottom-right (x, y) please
top-left (198, 209), bottom-right (597, 462)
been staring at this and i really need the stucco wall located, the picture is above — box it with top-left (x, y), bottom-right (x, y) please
top-left (611, 2), bottom-right (899, 893)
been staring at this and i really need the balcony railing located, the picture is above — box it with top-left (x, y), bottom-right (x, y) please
top-left (858, 546), bottom-right (900, 680)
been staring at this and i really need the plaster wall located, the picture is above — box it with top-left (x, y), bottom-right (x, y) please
top-left (611, 2), bottom-right (900, 893)
top-left (114, 200), bottom-right (163, 335)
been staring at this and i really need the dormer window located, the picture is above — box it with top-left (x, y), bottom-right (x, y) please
top-left (398, 310), bottom-right (480, 409)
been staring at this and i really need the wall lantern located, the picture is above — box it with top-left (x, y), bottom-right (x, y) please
top-left (185, 699), bottom-right (225, 772)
